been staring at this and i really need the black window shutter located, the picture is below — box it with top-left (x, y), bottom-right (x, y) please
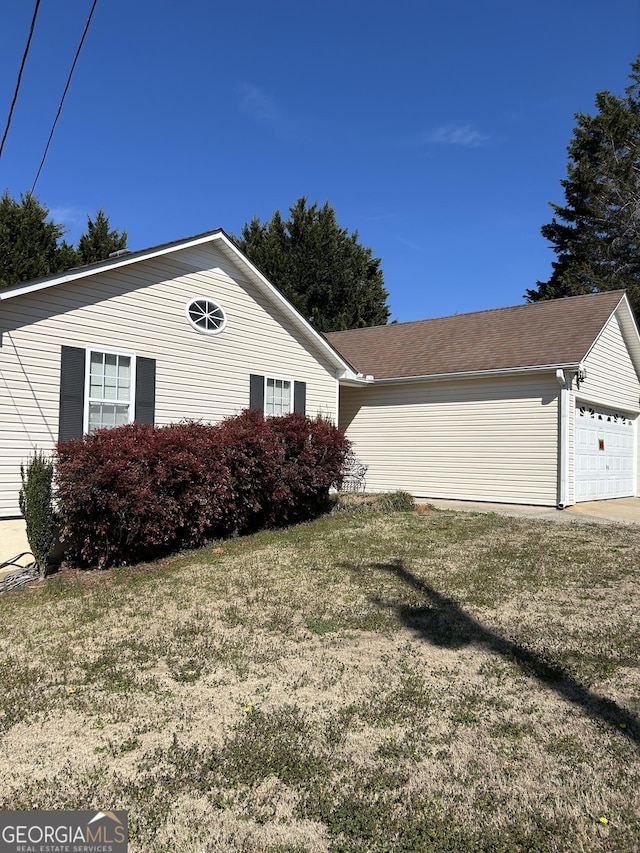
top-left (249, 374), bottom-right (264, 412)
top-left (58, 346), bottom-right (86, 442)
top-left (135, 357), bottom-right (156, 424)
top-left (293, 381), bottom-right (306, 415)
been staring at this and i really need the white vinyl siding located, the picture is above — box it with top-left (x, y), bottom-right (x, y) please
top-left (339, 374), bottom-right (560, 506)
top-left (582, 313), bottom-right (640, 412)
top-left (0, 244), bottom-right (338, 517)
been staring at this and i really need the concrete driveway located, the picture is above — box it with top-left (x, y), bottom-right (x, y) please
top-left (565, 497), bottom-right (640, 524)
top-left (423, 497), bottom-right (640, 525)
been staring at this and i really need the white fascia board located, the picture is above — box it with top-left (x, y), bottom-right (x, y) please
top-left (349, 363), bottom-right (581, 386)
top-left (0, 230), bottom-right (227, 301)
top-left (614, 294), bottom-right (640, 378)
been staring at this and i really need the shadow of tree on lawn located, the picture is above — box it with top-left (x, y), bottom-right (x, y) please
top-left (363, 558), bottom-right (639, 746)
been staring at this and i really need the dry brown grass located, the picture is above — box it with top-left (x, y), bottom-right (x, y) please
top-left (1, 506), bottom-right (639, 852)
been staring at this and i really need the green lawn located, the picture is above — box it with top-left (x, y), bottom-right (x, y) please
top-left (1, 504), bottom-right (638, 852)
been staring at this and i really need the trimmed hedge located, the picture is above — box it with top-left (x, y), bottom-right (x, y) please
top-left (55, 410), bottom-right (350, 568)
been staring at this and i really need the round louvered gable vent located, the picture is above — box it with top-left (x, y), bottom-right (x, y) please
top-left (185, 298), bottom-right (227, 335)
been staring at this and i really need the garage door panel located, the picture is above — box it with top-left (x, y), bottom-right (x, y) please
top-left (575, 404), bottom-right (635, 501)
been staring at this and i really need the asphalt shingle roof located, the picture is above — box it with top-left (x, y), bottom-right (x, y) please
top-left (326, 291), bottom-right (625, 380)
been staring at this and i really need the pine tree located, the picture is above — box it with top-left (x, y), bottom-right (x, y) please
top-left (0, 195), bottom-right (129, 287)
top-left (0, 191), bottom-right (74, 286)
top-left (526, 56), bottom-right (640, 316)
top-left (77, 208), bottom-right (127, 264)
top-left (234, 198), bottom-right (390, 332)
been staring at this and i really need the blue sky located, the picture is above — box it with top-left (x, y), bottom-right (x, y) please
top-left (1, 0), bottom-right (638, 322)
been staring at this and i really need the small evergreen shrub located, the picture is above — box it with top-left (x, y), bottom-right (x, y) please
top-left (332, 490), bottom-right (415, 514)
top-left (19, 450), bottom-right (55, 576)
top-left (55, 412), bottom-right (350, 568)
top-left (377, 490), bottom-right (415, 511)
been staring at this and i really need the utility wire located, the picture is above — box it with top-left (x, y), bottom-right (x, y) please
top-left (31, 0), bottom-right (99, 193)
top-left (0, 0), bottom-right (42, 165)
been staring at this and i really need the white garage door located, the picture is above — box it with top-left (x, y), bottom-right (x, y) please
top-left (575, 404), bottom-right (636, 501)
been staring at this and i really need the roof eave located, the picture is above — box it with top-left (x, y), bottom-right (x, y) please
top-left (338, 371), bottom-right (375, 386)
top-left (0, 229), bottom-right (228, 301)
top-left (345, 363), bottom-right (581, 386)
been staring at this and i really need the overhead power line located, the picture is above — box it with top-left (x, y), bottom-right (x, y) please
top-left (31, 0), bottom-right (99, 193)
top-left (0, 0), bottom-right (43, 165)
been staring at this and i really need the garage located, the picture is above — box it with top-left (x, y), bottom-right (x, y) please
top-left (575, 404), bottom-right (636, 501)
top-left (329, 291), bottom-right (640, 507)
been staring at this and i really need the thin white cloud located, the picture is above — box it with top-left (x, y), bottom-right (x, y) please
top-left (236, 82), bottom-right (345, 144)
top-left (424, 124), bottom-right (489, 148)
top-left (397, 236), bottom-right (429, 252)
top-left (361, 211), bottom-right (396, 223)
top-left (237, 83), bottom-right (282, 125)
top-left (48, 206), bottom-right (84, 228)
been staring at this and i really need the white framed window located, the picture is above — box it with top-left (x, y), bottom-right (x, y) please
top-left (84, 349), bottom-right (136, 434)
top-left (185, 297), bottom-right (227, 335)
top-left (265, 376), bottom-right (293, 416)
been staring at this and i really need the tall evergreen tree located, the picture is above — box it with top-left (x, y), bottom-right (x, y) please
top-left (234, 197), bottom-right (390, 332)
top-left (0, 191), bottom-right (75, 287)
top-left (0, 194), bottom-right (129, 287)
top-left (526, 56), bottom-right (640, 316)
top-left (77, 208), bottom-right (127, 264)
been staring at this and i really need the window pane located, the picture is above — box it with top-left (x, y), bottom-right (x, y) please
top-left (104, 353), bottom-right (118, 377)
top-left (88, 403), bottom-right (102, 432)
top-left (104, 376), bottom-right (118, 400)
top-left (90, 351), bottom-right (104, 372)
top-left (89, 352), bottom-right (104, 397)
top-left (116, 379), bottom-right (130, 402)
top-left (116, 356), bottom-right (130, 401)
top-left (114, 404), bottom-right (129, 426)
